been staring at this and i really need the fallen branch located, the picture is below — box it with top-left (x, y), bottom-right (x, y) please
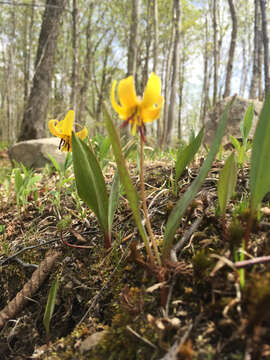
top-left (0, 250), bottom-right (61, 329)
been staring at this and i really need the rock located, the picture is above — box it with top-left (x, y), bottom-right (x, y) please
top-left (8, 137), bottom-right (66, 169)
top-left (79, 330), bottom-right (108, 353)
top-left (203, 96), bottom-right (263, 146)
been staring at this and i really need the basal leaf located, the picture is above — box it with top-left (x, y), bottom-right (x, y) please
top-left (108, 170), bottom-right (120, 235)
top-left (175, 127), bottom-right (204, 185)
top-left (103, 102), bottom-right (150, 253)
top-left (250, 93), bottom-right (270, 214)
top-left (162, 98), bottom-right (234, 259)
top-left (217, 152), bottom-right (237, 215)
top-left (240, 103), bottom-right (254, 141)
top-left (72, 133), bottom-right (108, 233)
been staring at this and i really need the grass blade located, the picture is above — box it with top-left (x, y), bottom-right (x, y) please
top-left (175, 127), bottom-right (204, 186)
top-left (217, 152), bottom-right (237, 215)
top-left (240, 103), bottom-right (254, 141)
top-left (43, 276), bottom-right (59, 342)
top-left (250, 93), bottom-right (270, 214)
top-left (162, 99), bottom-right (233, 259)
top-left (108, 170), bottom-right (120, 235)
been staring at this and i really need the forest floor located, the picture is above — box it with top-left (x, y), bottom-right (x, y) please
top-left (1, 147), bottom-right (270, 360)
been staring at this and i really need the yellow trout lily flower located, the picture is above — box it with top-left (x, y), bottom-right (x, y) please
top-left (111, 72), bottom-right (163, 141)
top-left (48, 110), bottom-right (88, 152)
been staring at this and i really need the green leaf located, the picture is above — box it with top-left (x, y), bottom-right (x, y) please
top-left (14, 169), bottom-right (23, 195)
top-left (47, 153), bottom-right (61, 174)
top-left (217, 153), bottom-right (238, 215)
top-left (175, 127), bottom-right (204, 185)
top-left (103, 102), bottom-right (150, 253)
top-left (43, 276), bottom-right (59, 339)
top-left (72, 133), bottom-right (108, 233)
top-left (108, 170), bottom-right (120, 235)
top-left (240, 103), bottom-right (254, 141)
top-left (250, 93), bottom-right (270, 214)
top-left (162, 98), bottom-right (234, 259)
top-left (229, 135), bottom-right (241, 151)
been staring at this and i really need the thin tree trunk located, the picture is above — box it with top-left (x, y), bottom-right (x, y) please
top-left (200, 9), bottom-right (209, 125)
top-left (18, 0), bottom-right (66, 141)
top-left (212, 0), bottom-right (218, 104)
top-left (163, 0), bottom-right (181, 147)
top-left (152, 0), bottom-right (161, 140)
top-left (70, 0), bottom-right (78, 112)
top-left (127, 0), bottom-right (141, 77)
top-left (259, 0), bottom-right (270, 95)
top-left (249, 0), bottom-right (259, 98)
top-left (77, 1), bottom-right (94, 125)
top-left (223, 0), bottom-right (237, 98)
top-left (258, 28), bottom-right (263, 99)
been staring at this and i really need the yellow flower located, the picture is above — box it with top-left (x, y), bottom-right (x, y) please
top-left (48, 110), bottom-right (88, 152)
top-left (111, 73), bottom-right (163, 140)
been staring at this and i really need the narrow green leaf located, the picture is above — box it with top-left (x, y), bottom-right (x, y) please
top-left (72, 133), bottom-right (108, 233)
top-left (108, 170), bottom-right (120, 235)
top-left (217, 153), bottom-right (238, 215)
top-left (250, 93), bottom-right (270, 214)
top-left (43, 276), bottom-right (59, 339)
top-left (103, 102), bottom-right (150, 252)
top-left (14, 169), bottom-right (23, 194)
top-left (175, 127), bottom-right (204, 185)
top-left (240, 103), bottom-right (254, 141)
top-left (47, 153), bottom-right (61, 174)
top-left (229, 135), bottom-right (241, 151)
top-left (162, 99), bottom-right (234, 259)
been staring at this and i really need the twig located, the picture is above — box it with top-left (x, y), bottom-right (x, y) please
top-left (126, 325), bottom-right (157, 349)
top-left (0, 250), bottom-right (61, 329)
top-left (0, 239), bottom-right (58, 266)
top-left (234, 255), bottom-right (270, 269)
top-left (170, 217), bottom-right (202, 263)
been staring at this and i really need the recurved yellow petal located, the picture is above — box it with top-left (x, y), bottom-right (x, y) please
top-left (141, 96), bottom-right (164, 122)
top-left (76, 127), bottom-right (88, 140)
top-left (141, 73), bottom-right (161, 108)
top-left (48, 119), bottom-right (62, 137)
top-left (61, 110), bottom-right (74, 135)
top-left (117, 76), bottom-right (138, 109)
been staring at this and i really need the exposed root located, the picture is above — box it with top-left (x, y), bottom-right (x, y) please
top-left (0, 250), bottom-right (62, 329)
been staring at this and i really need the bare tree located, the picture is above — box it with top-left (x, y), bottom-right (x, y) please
top-left (163, 0), bottom-right (181, 147)
top-left (249, 0), bottom-right (260, 98)
top-left (127, 0), bottom-right (141, 77)
top-left (212, 0), bottom-right (218, 104)
top-left (223, 0), bottom-right (237, 98)
top-left (18, 0), bottom-right (66, 141)
top-left (259, 0), bottom-right (270, 95)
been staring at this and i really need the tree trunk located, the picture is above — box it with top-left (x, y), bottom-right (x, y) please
top-left (127, 0), bottom-right (141, 77)
top-left (258, 28), bottom-right (263, 100)
top-left (163, 0), bottom-right (181, 147)
top-left (223, 0), bottom-right (237, 98)
top-left (70, 0), bottom-right (78, 112)
top-left (152, 0), bottom-right (161, 140)
top-left (259, 0), bottom-right (270, 95)
top-left (77, 1), bottom-right (94, 125)
top-left (212, 0), bottom-right (218, 104)
top-left (18, 0), bottom-right (66, 141)
top-left (200, 9), bottom-right (210, 126)
top-left (249, 0), bottom-right (259, 98)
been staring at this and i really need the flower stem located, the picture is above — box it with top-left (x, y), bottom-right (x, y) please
top-left (140, 137), bottom-right (161, 266)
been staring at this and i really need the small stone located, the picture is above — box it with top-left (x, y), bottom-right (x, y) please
top-left (79, 330), bottom-right (107, 353)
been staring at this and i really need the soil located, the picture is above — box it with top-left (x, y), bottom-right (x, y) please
top-left (1, 149), bottom-right (270, 360)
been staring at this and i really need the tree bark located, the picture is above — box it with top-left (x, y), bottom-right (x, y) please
top-left (259, 0), bottom-right (270, 95)
top-left (18, 0), bottom-right (66, 141)
top-left (223, 0), bottom-right (237, 98)
top-left (163, 0), bottom-right (181, 147)
top-left (212, 0), bottom-right (218, 104)
top-left (70, 0), bottom-right (78, 112)
top-left (249, 0), bottom-right (260, 98)
top-left (127, 0), bottom-right (141, 77)
top-left (200, 9), bottom-right (210, 126)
